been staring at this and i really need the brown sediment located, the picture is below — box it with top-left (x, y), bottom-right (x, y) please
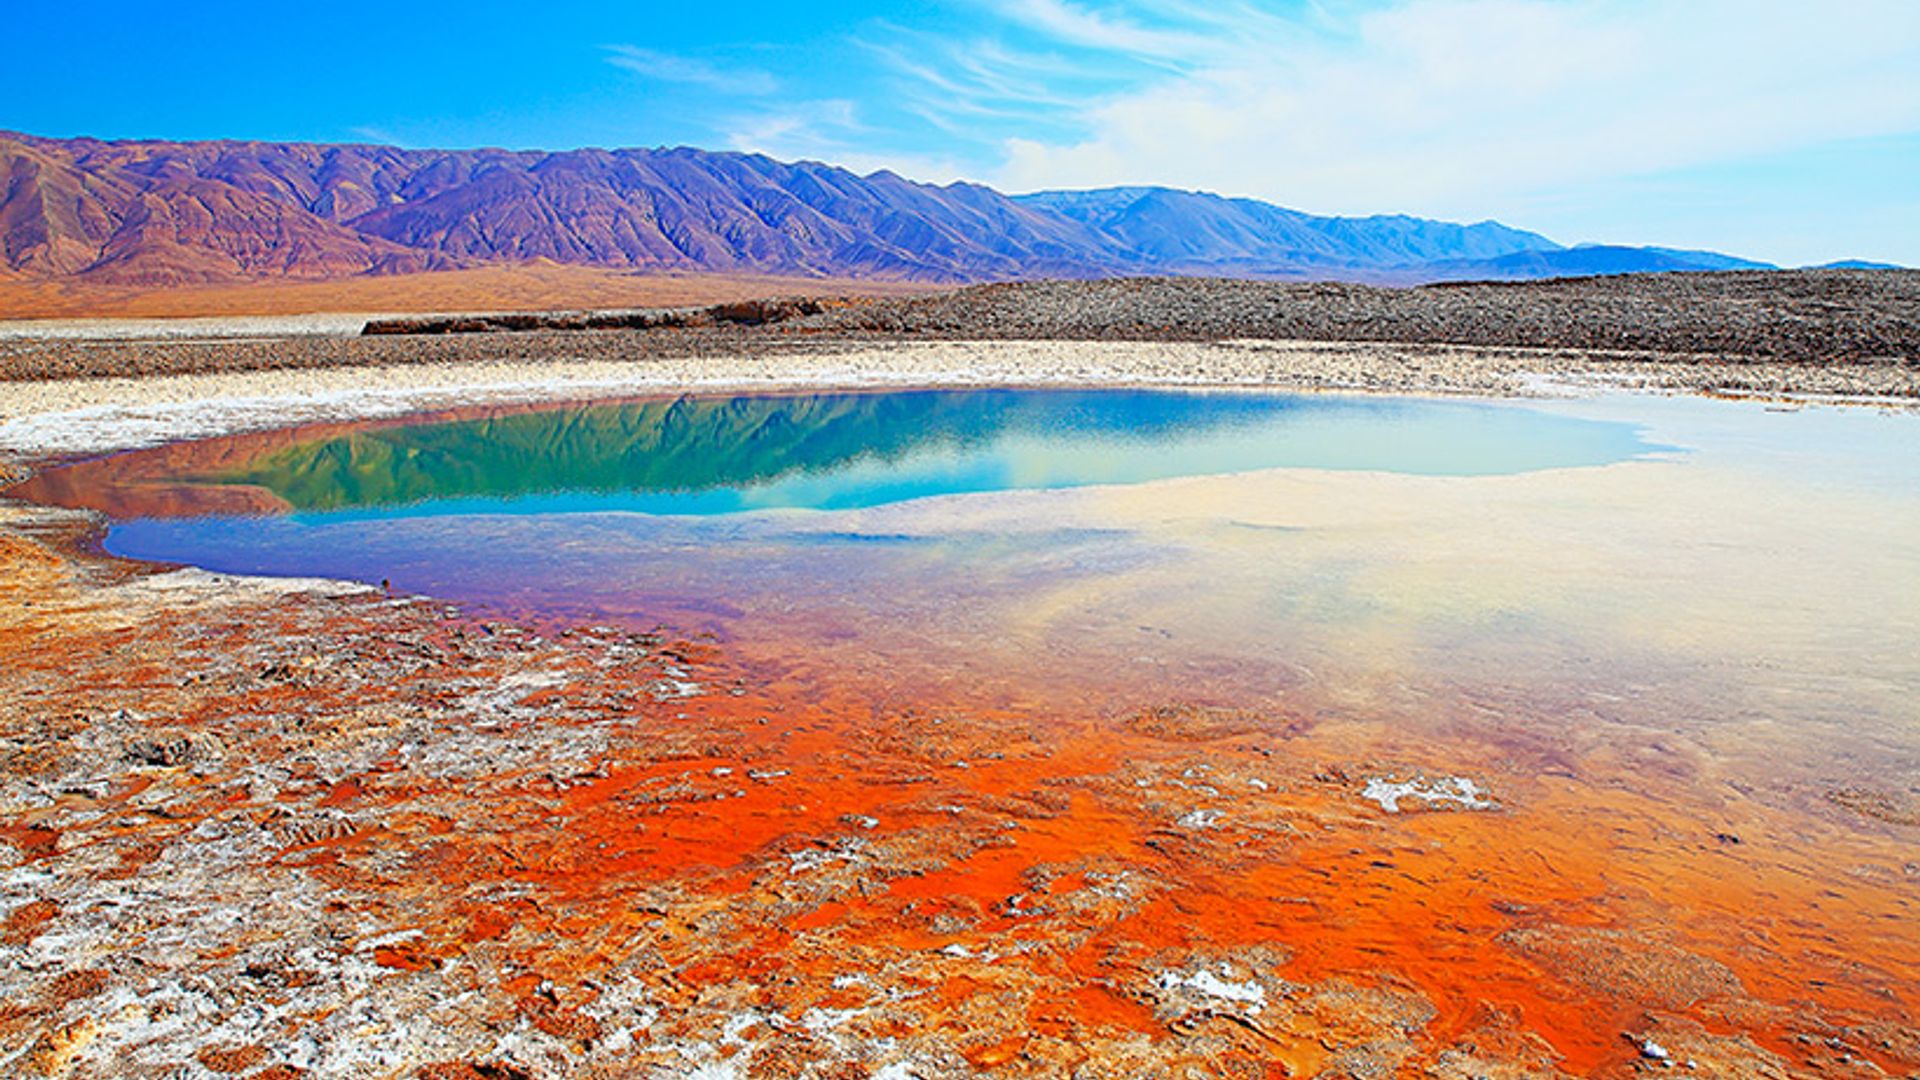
top-left (1498, 927), bottom-right (1745, 1011)
top-left (0, 264), bottom-right (941, 321)
top-left (1, 496), bottom-right (1915, 1077)
top-left (1827, 786), bottom-right (1920, 827)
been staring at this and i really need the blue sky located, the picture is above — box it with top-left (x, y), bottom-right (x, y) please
top-left (10, 0), bottom-right (1918, 265)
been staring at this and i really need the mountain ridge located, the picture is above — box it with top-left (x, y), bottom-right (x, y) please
top-left (1012, 186), bottom-right (1562, 273)
top-left (1, 131), bottom-right (1785, 289)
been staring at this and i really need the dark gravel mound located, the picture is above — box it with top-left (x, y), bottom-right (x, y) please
top-left (799, 270), bottom-right (1920, 364)
top-left (362, 296), bottom-right (849, 335)
top-left (3, 269), bottom-right (1914, 384)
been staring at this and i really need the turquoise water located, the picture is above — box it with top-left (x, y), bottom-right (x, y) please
top-left (32, 386), bottom-right (1920, 768)
top-left (79, 387), bottom-right (1663, 601)
top-left (129, 388), bottom-right (1657, 521)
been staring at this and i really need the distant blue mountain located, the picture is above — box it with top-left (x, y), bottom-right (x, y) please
top-left (1807, 259), bottom-right (1904, 270)
top-left (1414, 244), bottom-right (1775, 282)
top-left (1015, 186), bottom-right (1558, 270)
top-left (1636, 246), bottom-right (1775, 271)
top-left (1017, 186), bottom-right (1769, 282)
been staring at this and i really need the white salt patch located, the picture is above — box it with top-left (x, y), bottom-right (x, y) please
top-left (722, 1011), bottom-right (781, 1043)
top-left (649, 678), bottom-right (704, 701)
top-left (107, 567), bottom-right (376, 603)
top-left (0, 341), bottom-right (1421, 458)
top-left (785, 839), bottom-right (866, 875)
top-left (1362, 775), bottom-right (1497, 814)
top-left (1176, 809), bottom-right (1224, 830)
top-left (357, 927), bottom-right (424, 950)
top-left (459, 670), bottom-right (568, 713)
top-left (801, 1007), bottom-right (862, 1034)
top-left (1157, 966), bottom-right (1267, 1013)
top-left (0, 314), bottom-right (371, 341)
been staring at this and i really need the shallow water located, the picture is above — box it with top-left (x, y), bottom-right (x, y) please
top-left (11, 385), bottom-right (1920, 1069)
top-left (103, 387), bottom-right (1657, 520)
top-left (17, 388), bottom-right (1917, 755)
top-left (45, 387), bottom-right (1674, 713)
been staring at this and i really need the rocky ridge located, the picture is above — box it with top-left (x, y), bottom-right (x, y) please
top-left (795, 271), bottom-right (1920, 363)
top-left (339, 270), bottom-right (1920, 370)
top-left (1, 132), bottom-right (1785, 291)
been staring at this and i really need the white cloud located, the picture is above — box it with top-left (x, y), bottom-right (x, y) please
top-left (604, 45), bottom-right (779, 95)
top-left (347, 125), bottom-right (401, 146)
top-left (865, 35), bottom-right (1115, 143)
top-left (990, 0), bottom-right (1217, 64)
top-left (723, 99), bottom-right (973, 181)
top-left (982, 0), bottom-right (1920, 224)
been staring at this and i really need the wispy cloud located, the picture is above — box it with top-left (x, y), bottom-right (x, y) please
top-left (860, 15), bottom-right (1174, 156)
top-left (604, 45), bottom-right (779, 95)
top-left (865, 36), bottom-right (1098, 134)
top-left (347, 125), bottom-right (402, 147)
top-left (725, 98), bottom-right (863, 155)
top-left (987, 0), bottom-right (1214, 65)
top-left (976, 0), bottom-right (1920, 224)
top-left (724, 98), bottom-right (972, 182)
top-left (595, 1), bottom-right (1920, 260)
top-left (983, 0), bottom-right (1324, 68)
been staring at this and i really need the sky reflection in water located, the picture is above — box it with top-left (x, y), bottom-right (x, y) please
top-left (22, 386), bottom-right (1917, 788)
top-left (106, 388), bottom-right (1661, 532)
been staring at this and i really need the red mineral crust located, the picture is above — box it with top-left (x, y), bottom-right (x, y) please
top-left (1, 498), bottom-right (1915, 1078)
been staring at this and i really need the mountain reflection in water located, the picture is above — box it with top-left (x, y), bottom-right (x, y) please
top-left (118, 389), bottom-right (1659, 520)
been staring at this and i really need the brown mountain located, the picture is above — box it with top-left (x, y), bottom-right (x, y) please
top-left (0, 133), bottom-right (1115, 286)
top-left (6, 131), bottom-right (1776, 293)
top-left (1, 134), bottom-right (458, 284)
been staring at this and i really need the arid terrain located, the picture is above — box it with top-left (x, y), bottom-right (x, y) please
top-left (0, 265), bottom-right (939, 322)
top-left (806, 271), bottom-right (1919, 361)
top-left (8, 0), bottom-right (1914, 1070)
top-left (1, 271), bottom-right (1915, 395)
top-left (2, 269), bottom-right (1917, 1078)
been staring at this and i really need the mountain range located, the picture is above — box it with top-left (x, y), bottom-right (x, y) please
top-left (0, 131), bottom-right (1803, 290)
